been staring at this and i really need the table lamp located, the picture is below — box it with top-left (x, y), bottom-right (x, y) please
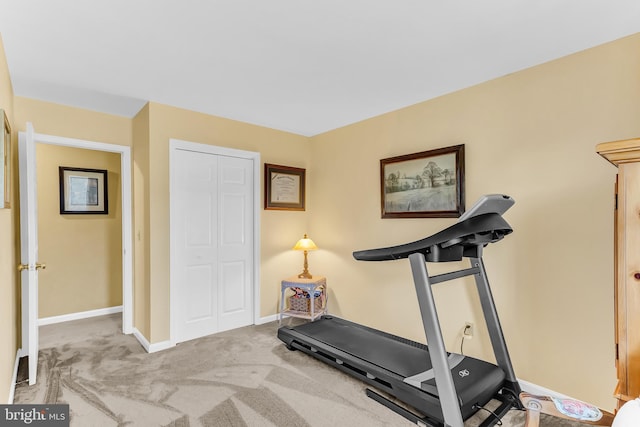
top-left (293, 234), bottom-right (318, 279)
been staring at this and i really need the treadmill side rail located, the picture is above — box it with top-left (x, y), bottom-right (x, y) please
top-left (471, 257), bottom-right (522, 395)
top-left (410, 252), bottom-right (465, 427)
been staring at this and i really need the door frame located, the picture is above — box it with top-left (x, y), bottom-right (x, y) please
top-left (22, 130), bottom-right (133, 334)
top-left (169, 138), bottom-right (261, 346)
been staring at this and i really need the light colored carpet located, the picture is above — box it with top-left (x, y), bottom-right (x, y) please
top-left (14, 314), bottom-right (590, 426)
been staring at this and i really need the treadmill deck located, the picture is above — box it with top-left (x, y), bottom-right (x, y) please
top-left (278, 315), bottom-right (507, 422)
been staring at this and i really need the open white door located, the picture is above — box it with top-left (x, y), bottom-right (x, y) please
top-left (18, 122), bottom-right (42, 385)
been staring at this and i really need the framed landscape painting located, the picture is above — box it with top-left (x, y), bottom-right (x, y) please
top-left (380, 144), bottom-right (465, 218)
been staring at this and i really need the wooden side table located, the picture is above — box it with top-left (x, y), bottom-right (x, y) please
top-left (279, 276), bottom-right (327, 324)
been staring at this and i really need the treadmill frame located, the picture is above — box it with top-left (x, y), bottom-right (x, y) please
top-left (409, 246), bottom-right (521, 426)
top-left (280, 246), bottom-right (522, 427)
top-left (279, 203), bottom-right (523, 426)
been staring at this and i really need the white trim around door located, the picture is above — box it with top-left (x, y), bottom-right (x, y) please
top-left (26, 131), bottom-right (133, 334)
top-left (169, 139), bottom-right (261, 346)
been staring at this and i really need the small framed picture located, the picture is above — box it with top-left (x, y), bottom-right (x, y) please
top-left (59, 166), bottom-right (109, 214)
top-left (1, 109), bottom-right (10, 208)
top-left (264, 163), bottom-right (305, 211)
top-left (380, 144), bottom-right (465, 218)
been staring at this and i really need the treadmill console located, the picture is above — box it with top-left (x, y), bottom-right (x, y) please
top-left (458, 194), bottom-right (514, 222)
top-left (352, 195), bottom-right (515, 262)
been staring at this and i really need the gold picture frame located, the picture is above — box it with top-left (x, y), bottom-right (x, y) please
top-left (1, 109), bottom-right (10, 208)
top-left (264, 163), bottom-right (306, 211)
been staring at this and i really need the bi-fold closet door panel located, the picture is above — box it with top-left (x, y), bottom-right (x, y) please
top-left (174, 149), bottom-right (253, 343)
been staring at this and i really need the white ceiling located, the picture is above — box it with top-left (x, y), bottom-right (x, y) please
top-left (1, 1), bottom-right (639, 136)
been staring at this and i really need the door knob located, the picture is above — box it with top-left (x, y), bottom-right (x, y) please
top-left (17, 264), bottom-right (28, 271)
top-left (36, 263), bottom-right (46, 270)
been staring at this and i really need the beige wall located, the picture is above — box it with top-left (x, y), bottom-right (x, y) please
top-left (310, 33), bottom-right (640, 410)
top-left (132, 104), bottom-right (150, 338)
top-left (35, 144), bottom-right (122, 318)
top-left (0, 34), bottom-right (17, 404)
top-left (136, 102), bottom-right (311, 343)
top-left (13, 98), bottom-right (133, 147)
top-left (9, 96), bottom-right (311, 348)
top-left (2, 29), bottom-right (638, 411)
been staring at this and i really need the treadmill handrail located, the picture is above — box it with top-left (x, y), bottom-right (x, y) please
top-left (352, 213), bottom-right (512, 262)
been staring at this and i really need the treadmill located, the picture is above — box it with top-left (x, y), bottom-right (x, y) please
top-left (278, 195), bottom-right (523, 427)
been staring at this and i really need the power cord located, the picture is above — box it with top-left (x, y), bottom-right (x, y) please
top-left (460, 324), bottom-right (473, 355)
top-left (472, 404), bottom-right (503, 426)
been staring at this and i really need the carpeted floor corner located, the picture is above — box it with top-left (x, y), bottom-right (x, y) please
top-left (14, 314), bottom-right (590, 426)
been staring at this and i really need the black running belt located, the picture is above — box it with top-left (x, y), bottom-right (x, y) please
top-left (292, 317), bottom-right (433, 378)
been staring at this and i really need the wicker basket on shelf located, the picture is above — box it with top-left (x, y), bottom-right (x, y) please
top-left (288, 295), bottom-right (323, 313)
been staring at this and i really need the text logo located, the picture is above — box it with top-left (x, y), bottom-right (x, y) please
top-left (1, 405), bottom-right (69, 426)
top-left (459, 369), bottom-right (470, 378)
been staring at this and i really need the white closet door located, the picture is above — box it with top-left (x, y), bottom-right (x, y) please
top-left (174, 149), bottom-right (253, 343)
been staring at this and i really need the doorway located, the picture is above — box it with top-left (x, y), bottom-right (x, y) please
top-left (36, 145), bottom-right (123, 323)
top-left (169, 139), bottom-right (260, 345)
top-left (19, 123), bottom-right (133, 384)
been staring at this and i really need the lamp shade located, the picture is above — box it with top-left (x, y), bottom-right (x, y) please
top-left (293, 234), bottom-right (318, 251)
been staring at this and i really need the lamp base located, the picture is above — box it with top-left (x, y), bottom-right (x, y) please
top-left (298, 250), bottom-right (313, 279)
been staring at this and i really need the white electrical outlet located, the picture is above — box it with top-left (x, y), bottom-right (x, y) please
top-left (464, 322), bottom-right (474, 338)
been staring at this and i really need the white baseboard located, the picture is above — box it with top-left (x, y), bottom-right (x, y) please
top-left (131, 328), bottom-right (150, 352)
top-left (133, 314), bottom-right (277, 353)
top-left (518, 378), bottom-right (571, 399)
top-left (132, 328), bottom-right (173, 354)
top-left (38, 306), bottom-right (123, 326)
top-left (257, 314), bottom-right (279, 325)
top-left (8, 349), bottom-right (21, 404)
